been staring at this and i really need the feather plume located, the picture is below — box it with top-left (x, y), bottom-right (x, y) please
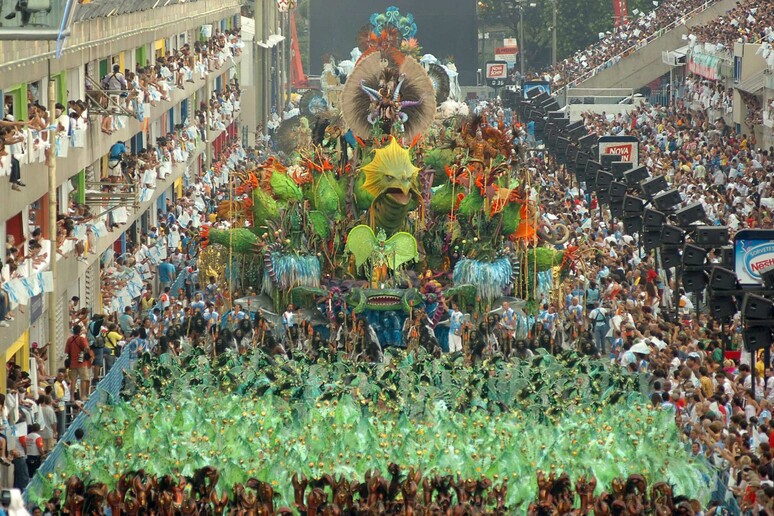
top-left (341, 54), bottom-right (436, 141)
top-left (452, 258), bottom-right (513, 302)
top-left (397, 57), bottom-right (437, 141)
top-left (427, 63), bottom-right (451, 104)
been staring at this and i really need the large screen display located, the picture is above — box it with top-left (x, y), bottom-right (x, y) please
top-left (309, 0), bottom-right (478, 85)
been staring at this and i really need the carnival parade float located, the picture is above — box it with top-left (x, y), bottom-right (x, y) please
top-left (27, 7), bottom-right (716, 513)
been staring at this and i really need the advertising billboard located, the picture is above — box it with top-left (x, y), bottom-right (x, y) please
top-left (734, 230), bottom-right (774, 286)
top-left (598, 136), bottom-right (640, 166)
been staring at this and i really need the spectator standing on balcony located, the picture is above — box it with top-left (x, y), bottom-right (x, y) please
top-left (102, 65), bottom-right (127, 101)
top-left (68, 296), bottom-right (81, 320)
top-left (64, 325), bottom-right (93, 399)
top-left (9, 422), bottom-right (28, 490)
top-left (55, 103), bottom-right (70, 136)
top-left (104, 324), bottom-right (123, 373)
top-left (108, 141), bottom-right (127, 183)
top-left (119, 306), bottom-right (134, 336)
top-left (167, 224), bottom-right (181, 252)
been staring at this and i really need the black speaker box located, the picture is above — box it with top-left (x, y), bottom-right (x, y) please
top-left (719, 246), bottom-right (734, 267)
top-left (611, 161), bottom-right (631, 180)
top-left (596, 170), bottom-right (614, 188)
top-left (653, 188), bottom-right (682, 211)
top-left (709, 266), bottom-right (737, 290)
top-left (661, 247), bottom-right (682, 268)
top-left (695, 226), bottom-right (729, 247)
top-left (744, 327), bottom-right (773, 352)
top-left (624, 166), bottom-right (649, 186)
top-left (609, 181), bottom-right (628, 200)
top-left (601, 154), bottom-right (622, 168)
top-left (675, 202), bottom-right (706, 227)
top-left (623, 194), bottom-right (645, 214)
top-left (641, 175), bottom-right (669, 198)
top-left (661, 225), bottom-right (685, 246)
top-left (578, 134), bottom-right (598, 149)
top-left (709, 297), bottom-right (737, 321)
top-left (742, 294), bottom-right (774, 320)
top-left (682, 270), bottom-right (708, 292)
top-left (643, 230), bottom-right (662, 251)
top-left (643, 208), bottom-right (666, 229)
top-left (610, 200), bottom-right (624, 219)
top-left (682, 244), bottom-right (708, 266)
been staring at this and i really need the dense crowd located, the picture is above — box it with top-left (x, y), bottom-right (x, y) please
top-left (689, 0), bottom-right (774, 49)
top-left (533, 0), bottom-right (772, 89)
top-left (503, 75), bottom-right (774, 509)
top-left (0, 28), bottom-right (243, 342)
top-left (0, 27), bottom-right (248, 491)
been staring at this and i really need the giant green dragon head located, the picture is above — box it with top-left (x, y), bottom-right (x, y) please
top-left (361, 137), bottom-right (420, 206)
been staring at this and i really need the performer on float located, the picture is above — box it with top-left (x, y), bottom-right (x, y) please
top-left (447, 302), bottom-right (464, 353)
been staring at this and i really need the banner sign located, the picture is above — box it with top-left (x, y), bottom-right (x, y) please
top-left (485, 61), bottom-right (508, 87)
top-left (688, 53), bottom-right (720, 81)
top-left (495, 46), bottom-right (518, 63)
top-left (598, 136), bottom-right (639, 166)
top-left (734, 230), bottom-right (774, 286)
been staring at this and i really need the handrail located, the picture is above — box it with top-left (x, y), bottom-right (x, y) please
top-left (566, 0), bottom-right (721, 87)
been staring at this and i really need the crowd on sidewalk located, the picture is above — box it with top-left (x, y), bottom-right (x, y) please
top-left (502, 73), bottom-right (774, 508)
top-left (0, 133), bottom-right (246, 490)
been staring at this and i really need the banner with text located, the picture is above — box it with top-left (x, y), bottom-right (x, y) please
top-left (598, 136), bottom-right (639, 166)
top-left (734, 229), bottom-right (774, 286)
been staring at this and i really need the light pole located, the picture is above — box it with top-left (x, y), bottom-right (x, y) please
top-left (551, 0), bottom-right (557, 67)
top-left (519, 4), bottom-right (525, 77)
top-left (514, 0), bottom-right (536, 77)
top-left (46, 78), bottom-right (57, 376)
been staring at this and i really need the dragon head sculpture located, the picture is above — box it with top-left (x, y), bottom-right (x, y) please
top-left (362, 137), bottom-right (420, 205)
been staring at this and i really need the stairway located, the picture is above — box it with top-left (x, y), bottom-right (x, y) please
top-left (571, 0), bottom-right (737, 90)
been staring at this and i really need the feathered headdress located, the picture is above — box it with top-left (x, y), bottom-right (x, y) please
top-left (341, 53), bottom-right (436, 141)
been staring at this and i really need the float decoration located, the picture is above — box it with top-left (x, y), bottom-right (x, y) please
top-left (345, 225), bottom-right (418, 286)
top-left (341, 35), bottom-right (436, 141)
top-left (369, 6), bottom-right (418, 40)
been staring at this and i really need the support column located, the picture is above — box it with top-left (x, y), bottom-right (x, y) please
top-left (47, 79), bottom-right (58, 375)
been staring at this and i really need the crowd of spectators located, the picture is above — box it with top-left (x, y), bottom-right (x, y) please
top-left (91, 29), bottom-right (243, 134)
top-left (689, 0), bottom-right (774, 49)
top-left (505, 66), bottom-right (774, 507)
top-left (533, 0), bottom-right (721, 88)
top-left (527, 0), bottom-right (772, 89)
top-left (0, 28), bottom-right (247, 489)
top-left (683, 75), bottom-right (734, 113)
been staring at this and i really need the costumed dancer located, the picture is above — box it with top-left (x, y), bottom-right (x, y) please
top-left (403, 311), bottom-right (422, 353)
top-left (447, 302), bottom-right (464, 353)
top-left (499, 301), bottom-right (517, 357)
top-left (282, 303), bottom-right (299, 348)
